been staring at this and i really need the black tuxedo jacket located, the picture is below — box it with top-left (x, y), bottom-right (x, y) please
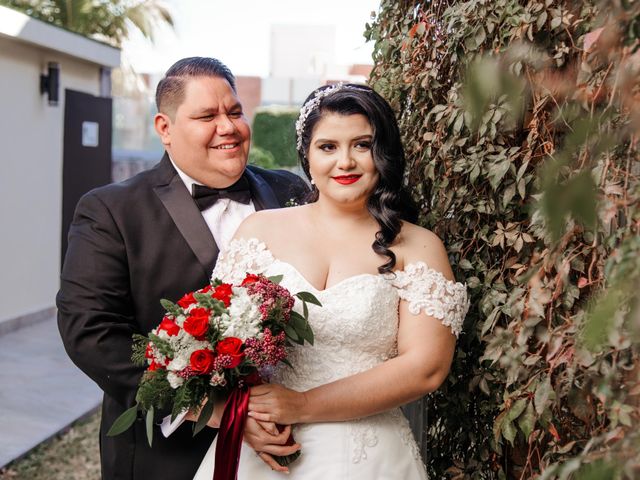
top-left (57, 154), bottom-right (308, 479)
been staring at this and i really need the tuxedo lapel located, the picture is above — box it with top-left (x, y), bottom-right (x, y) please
top-left (245, 167), bottom-right (280, 211)
top-left (153, 156), bottom-right (219, 276)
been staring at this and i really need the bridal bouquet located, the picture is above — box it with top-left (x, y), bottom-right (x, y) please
top-left (108, 273), bottom-right (319, 475)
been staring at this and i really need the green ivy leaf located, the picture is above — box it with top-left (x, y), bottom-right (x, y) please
top-left (501, 417), bottom-right (517, 445)
top-left (459, 259), bottom-right (473, 270)
top-left (507, 398), bottom-right (527, 421)
top-left (488, 160), bottom-right (511, 190)
top-left (536, 11), bottom-right (548, 29)
top-left (535, 376), bottom-right (554, 415)
top-left (517, 401), bottom-right (536, 440)
top-left (493, 410), bottom-right (507, 444)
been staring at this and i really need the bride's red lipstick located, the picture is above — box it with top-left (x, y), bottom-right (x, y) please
top-left (332, 175), bottom-right (361, 185)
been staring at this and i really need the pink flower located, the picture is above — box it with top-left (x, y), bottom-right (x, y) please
top-left (244, 329), bottom-right (287, 369)
top-left (244, 277), bottom-right (295, 322)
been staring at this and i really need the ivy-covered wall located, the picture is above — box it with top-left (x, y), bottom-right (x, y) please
top-left (252, 107), bottom-right (299, 168)
top-left (367, 0), bottom-right (639, 478)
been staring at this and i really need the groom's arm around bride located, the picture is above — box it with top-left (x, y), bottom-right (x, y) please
top-left (56, 57), bottom-right (307, 479)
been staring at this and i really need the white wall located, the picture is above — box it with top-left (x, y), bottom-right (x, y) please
top-left (270, 25), bottom-right (336, 78)
top-left (261, 77), bottom-right (323, 106)
top-left (0, 35), bottom-right (101, 322)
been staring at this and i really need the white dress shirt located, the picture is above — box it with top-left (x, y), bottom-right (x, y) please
top-left (161, 158), bottom-right (256, 437)
top-left (170, 157), bottom-right (256, 252)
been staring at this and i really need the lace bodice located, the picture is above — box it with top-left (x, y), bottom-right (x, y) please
top-left (212, 238), bottom-right (469, 393)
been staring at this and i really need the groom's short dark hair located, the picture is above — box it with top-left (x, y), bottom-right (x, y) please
top-left (155, 57), bottom-right (236, 118)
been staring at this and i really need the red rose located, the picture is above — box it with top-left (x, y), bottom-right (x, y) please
top-left (148, 360), bottom-right (164, 371)
top-left (216, 337), bottom-right (244, 368)
top-left (213, 283), bottom-right (233, 307)
top-left (190, 349), bottom-right (216, 375)
top-left (183, 307), bottom-right (211, 339)
top-left (177, 292), bottom-right (197, 309)
top-left (157, 317), bottom-right (180, 336)
top-left (241, 274), bottom-right (260, 286)
top-left (200, 284), bottom-right (213, 293)
top-left (145, 343), bottom-right (154, 359)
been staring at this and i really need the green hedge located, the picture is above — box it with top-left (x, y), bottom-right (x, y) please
top-left (252, 107), bottom-right (299, 168)
top-left (248, 146), bottom-right (277, 170)
top-left (367, 0), bottom-right (639, 478)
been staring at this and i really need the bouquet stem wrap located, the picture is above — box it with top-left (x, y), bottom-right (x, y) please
top-left (212, 376), bottom-right (299, 479)
top-left (213, 387), bottom-right (250, 480)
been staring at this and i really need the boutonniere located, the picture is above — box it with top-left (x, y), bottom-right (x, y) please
top-left (285, 197), bottom-right (304, 207)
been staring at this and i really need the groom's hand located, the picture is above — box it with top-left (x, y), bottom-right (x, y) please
top-left (184, 398), bottom-right (225, 428)
top-left (244, 417), bottom-right (299, 473)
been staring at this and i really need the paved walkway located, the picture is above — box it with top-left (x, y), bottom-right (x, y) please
top-left (0, 314), bottom-right (102, 468)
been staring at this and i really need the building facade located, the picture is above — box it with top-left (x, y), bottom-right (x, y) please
top-left (0, 6), bottom-right (120, 327)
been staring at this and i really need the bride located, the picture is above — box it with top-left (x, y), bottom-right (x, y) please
top-left (194, 83), bottom-right (469, 479)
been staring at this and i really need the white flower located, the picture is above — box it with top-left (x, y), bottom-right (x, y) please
top-left (174, 314), bottom-right (187, 327)
top-left (167, 372), bottom-right (184, 389)
top-left (156, 329), bottom-right (170, 341)
top-left (210, 371), bottom-right (226, 387)
top-left (167, 356), bottom-right (188, 372)
top-left (218, 288), bottom-right (262, 340)
top-left (148, 348), bottom-right (167, 367)
top-left (167, 329), bottom-right (208, 362)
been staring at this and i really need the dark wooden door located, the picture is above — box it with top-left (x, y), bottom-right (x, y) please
top-left (61, 89), bottom-right (112, 264)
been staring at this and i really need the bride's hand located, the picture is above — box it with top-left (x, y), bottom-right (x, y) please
top-left (248, 384), bottom-right (308, 425)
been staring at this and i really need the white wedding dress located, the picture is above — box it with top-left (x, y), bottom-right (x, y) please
top-left (194, 238), bottom-right (468, 480)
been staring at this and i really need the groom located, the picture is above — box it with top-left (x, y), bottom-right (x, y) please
top-left (57, 57), bottom-right (307, 479)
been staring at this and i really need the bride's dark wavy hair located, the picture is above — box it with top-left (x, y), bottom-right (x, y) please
top-left (297, 84), bottom-right (418, 274)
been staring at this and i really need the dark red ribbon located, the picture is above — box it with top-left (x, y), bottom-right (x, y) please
top-left (213, 388), bottom-right (250, 480)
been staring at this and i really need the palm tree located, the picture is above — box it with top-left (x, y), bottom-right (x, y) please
top-left (0, 0), bottom-right (173, 47)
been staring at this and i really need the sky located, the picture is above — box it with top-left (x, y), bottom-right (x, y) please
top-left (122, 0), bottom-right (381, 77)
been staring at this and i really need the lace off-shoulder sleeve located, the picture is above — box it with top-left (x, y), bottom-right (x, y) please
top-left (389, 262), bottom-right (469, 337)
top-left (211, 237), bottom-right (274, 285)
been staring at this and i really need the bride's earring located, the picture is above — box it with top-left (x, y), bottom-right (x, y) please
top-left (310, 178), bottom-right (315, 185)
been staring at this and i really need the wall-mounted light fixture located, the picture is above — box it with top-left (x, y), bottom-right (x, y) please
top-left (40, 62), bottom-right (60, 106)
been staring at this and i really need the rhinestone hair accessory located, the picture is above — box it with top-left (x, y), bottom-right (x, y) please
top-left (295, 83), bottom-right (367, 152)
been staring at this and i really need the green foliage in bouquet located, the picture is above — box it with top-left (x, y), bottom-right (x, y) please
top-left (367, 0), bottom-right (639, 478)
